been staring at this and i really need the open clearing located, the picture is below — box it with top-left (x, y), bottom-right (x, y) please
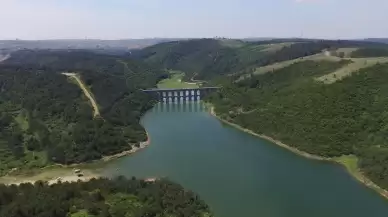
top-left (259, 42), bottom-right (294, 52)
top-left (336, 48), bottom-right (359, 57)
top-left (0, 167), bottom-right (98, 185)
top-left (62, 72), bottom-right (101, 117)
top-left (236, 53), bottom-right (340, 81)
top-left (219, 39), bottom-right (245, 48)
top-left (157, 70), bottom-right (199, 89)
top-left (251, 53), bottom-right (341, 75)
top-left (316, 57), bottom-right (388, 83)
top-left (237, 50), bottom-right (388, 84)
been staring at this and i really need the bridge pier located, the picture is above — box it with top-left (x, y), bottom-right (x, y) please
top-left (143, 87), bottom-right (219, 103)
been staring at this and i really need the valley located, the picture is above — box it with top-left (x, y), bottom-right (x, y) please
top-left (2, 38), bottom-right (388, 217)
top-left (157, 70), bottom-right (199, 89)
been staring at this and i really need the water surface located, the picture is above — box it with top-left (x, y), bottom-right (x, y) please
top-left (102, 102), bottom-right (388, 217)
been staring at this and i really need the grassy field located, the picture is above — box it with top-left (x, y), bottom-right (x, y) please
top-left (336, 48), bottom-right (359, 57)
top-left (252, 53), bottom-right (340, 75)
top-left (237, 50), bottom-right (388, 84)
top-left (333, 155), bottom-right (388, 198)
top-left (316, 57), bottom-right (388, 83)
top-left (157, 71), bottom-right (199, 89)
top-left (334, 155), bottom-right (359, 175)
top-left (219, 39), bottom-right (245, 48)
top-left (236, 53), bottom-right (340, 81)
top-left (260, 42), bottom-right (294, 52)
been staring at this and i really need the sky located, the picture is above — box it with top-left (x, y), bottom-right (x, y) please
top-left (0, 0), bottom-right (387, 40)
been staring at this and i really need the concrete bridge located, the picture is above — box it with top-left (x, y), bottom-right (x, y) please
top-left (142, 87), bottom-right (220, 103)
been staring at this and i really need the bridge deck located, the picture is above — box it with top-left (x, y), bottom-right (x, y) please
top-left (142, 87), bottom-right (220, 92)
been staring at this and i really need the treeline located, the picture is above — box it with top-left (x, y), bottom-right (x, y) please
top-left (350, 47), bottom-right (388, 58)
top-left (207, 61), bottom-right (388, 190)
top-left (133, 38), bottom-right (387, 80)
top-left (0, 50), bottom-right (165, 173)
top-left (0, 177), bottom-right (213, 217)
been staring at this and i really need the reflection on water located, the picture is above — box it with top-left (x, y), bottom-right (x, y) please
top-left (154, 101), bottom-right (208, 113)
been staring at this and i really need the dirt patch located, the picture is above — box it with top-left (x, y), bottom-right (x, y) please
top-left (102, 132), bottom-right (151, 162)
top-left (62, 72), bottom-right (101, 117)
top-left (0, 168), bottom-right (98, 185)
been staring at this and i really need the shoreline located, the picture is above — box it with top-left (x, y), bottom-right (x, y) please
top-left (0, 132), bottom-right (151, 185)
top-left (208, 104), bottom-right (388, 200)
top-left (102, 132), bottom-right (151, 162)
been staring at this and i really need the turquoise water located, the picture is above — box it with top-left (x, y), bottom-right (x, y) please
top-left (102, 102), bottom-right (388, 217)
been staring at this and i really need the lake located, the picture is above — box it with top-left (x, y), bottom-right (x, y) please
top-left (102, 102), bottom-right (388, 217)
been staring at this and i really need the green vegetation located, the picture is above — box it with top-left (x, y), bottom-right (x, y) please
top-left (316, 57), bottom-right (388, 83)
top-left (133, 38), bottom-right (385, 80)
top-left (0, 50), bottom-right (166, 174)
top-left (351, 47), bottom-right (388, 58)
top-left (334, 155), bottom-right (359, 175)
top-left (236, 52), bottom-right (342, 81)
top-left (0, 177), bottom-right (213, 217)
top-left (157, 71), bottom-right (199, 89)
top-left (207, 61), bottom-right (388, 190)
top-left (237, 50), bottom-right (388, 84)
top-left (4, 38), bottom-right (388, 208)
top-left (334, 48), bottom-right (359, 57)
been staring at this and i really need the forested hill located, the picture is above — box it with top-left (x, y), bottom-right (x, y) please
top-left (129, 38), bottom-right (388, 192)
top-left (0, 177), bottom-right (213, 217)
top-left (132, 38), bottom-right (387, 80)
top-left (0, 50), bottom-right (166, 174)
top-left (207, 59), bottom-right (388, 191)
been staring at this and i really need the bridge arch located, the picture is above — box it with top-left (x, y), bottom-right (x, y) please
top-left (143, 87), bottom-right (220, 103)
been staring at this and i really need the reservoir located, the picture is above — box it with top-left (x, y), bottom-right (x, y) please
top-left (102, 102), bottom-right (388, 217)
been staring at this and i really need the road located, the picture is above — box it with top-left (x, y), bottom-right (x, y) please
top-left (0, 54), bottom-right (10, 63)
top-left (62, 72), bottom-right (100, 117)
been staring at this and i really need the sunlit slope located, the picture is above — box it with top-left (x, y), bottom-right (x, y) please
top-left (157, 70), bottom-right (199, 89)
top-left (237, 48), bottom-right (388, 84)
top-left (0, 50), bottom-right (164, 174)
top-left (135, 39), bottom-right (386, 81)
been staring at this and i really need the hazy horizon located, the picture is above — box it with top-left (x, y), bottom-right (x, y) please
top-left (0, 37), bottom-right (383, 41)
top-left (1, 0), bottom-right (388, 40)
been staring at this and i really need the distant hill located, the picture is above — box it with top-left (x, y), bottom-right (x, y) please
top-left (0, 38), bottom-right (186, 51)
top-left (201, 38), bottom-right (388, 193)
top-left (133, 38), bottom-right (386, 80)
top-left (362, 38), bottom-right (388, 44)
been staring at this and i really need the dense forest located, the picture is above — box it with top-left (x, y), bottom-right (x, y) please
top-left (350, 47), bottom-right (388, 58)
top-left (207, 60), bottom-right (388, 190)
top-left (4, 39), bottom-right (388, 213)
top-left (0, 177), bottom-right (213, 217)
top-left (132, 39), bottom-right (387, 80)
top-left (0, 50), bottom-right (166, 174)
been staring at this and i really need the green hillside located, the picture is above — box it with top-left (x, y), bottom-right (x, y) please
top-left (0, 50), bottom-right (165, 174)
top-left (0, 177), bottom-right (213, 217)
top-left (207, 60), bottom-right (388, 190)
top-left (350, 47), bottom-right (388, 58)
top-left (136, 38), bottom-right (388, 194)
top-left (134, 38), bottom-right (386, 81)
top-left (157, 70), bottom-right (199, 89)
